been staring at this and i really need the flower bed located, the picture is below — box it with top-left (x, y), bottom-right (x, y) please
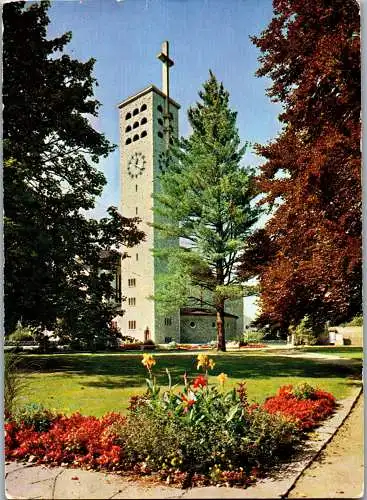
top-left (239, 343), bottom-right (267, 349)
top-left (5, 358), bottom-right (336, 488)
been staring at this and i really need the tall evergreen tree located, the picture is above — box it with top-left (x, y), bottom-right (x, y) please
top-left (4, 1), bottom-right (144, 342)
top-left (154, 72), bottom-right (260, 351)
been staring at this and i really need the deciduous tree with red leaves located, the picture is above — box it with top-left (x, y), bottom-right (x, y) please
top-left (239, 0), bottom-right (361, 331)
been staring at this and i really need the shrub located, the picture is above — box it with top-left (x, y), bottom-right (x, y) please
top-left (13, 403), bottom-right (57, 432)
top-left (289, 316), bottom-right (318, 346)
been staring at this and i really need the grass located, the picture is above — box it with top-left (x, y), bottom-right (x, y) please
top-left (15, 348), bottom-right (362, 417)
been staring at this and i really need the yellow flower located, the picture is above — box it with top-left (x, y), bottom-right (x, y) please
top-left (196, 354), bottom-right (215, 371)
top-left (217, 372), bottom-right (228, 386)
top-left (141, 353), bottom-right (156, 370)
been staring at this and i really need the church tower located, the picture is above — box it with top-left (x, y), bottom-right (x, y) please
top-left (117, 42), bottom-right (181, 343)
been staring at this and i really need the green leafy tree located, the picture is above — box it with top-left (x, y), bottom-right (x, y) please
top-left (3, 1), bottom-right (145, 344)
top-left (154, 72), bottom-right (260, 351)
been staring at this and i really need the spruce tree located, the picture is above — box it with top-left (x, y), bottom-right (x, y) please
top-left (154, 72), bottom-right (260, 351)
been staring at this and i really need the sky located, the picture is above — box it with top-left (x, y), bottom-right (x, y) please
top-left (46, 0), bottom-right (283, 217)
top-left (44, 0), bottom-right (285, 319)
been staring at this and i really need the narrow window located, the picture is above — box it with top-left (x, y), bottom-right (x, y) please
top-left (125, 112), bottom-right (132, 120)
top-left (141, 130), bottom-right (147, 138)
top-left (157, 131), bottom-right (163, 138)
top-left (141, 117), bottom-right (147, 125)
top-left (128, 297), bottom-right (136, 306)
top-left (133, 121), bottom-right (139, 129)
top-left (158, 118), bottom-right (164, 126)
top-left (140, 104), bottom-right (147, 112)
top-left (133, 108), bottom-right (139, 116)
top-left (135, 207), bottom-right (138, 215)
top-left (136, 253), bottom-right (139, 261)
top-left (125, 125), bottom-right (131, 133)
top-left (125, 138), bottom-right (132, 145)
top-left (164, 317), bottom-right (172, 326)
top-left (128, 278), bottom-right (136, 287)
top-left (128, 320), bottom-right (136, 329)
top-left (157, 104), bottom-right (163, 113)
top-left (135, 184), bottom-right (138, 192)
top-left (133, 134), bottom-right (139, 142)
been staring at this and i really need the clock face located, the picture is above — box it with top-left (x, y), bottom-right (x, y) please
top-left (127, 152), bottom-right (146, 178)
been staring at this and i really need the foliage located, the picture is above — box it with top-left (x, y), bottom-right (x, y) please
top-left (13, 403), bottom-right (57, 432)
top-left (153, 72), bottom-right (260, 351)
top-left (263, 384), bottom-right (336, 430)
top-left (339, 315), bottom-right (363, 327)
top-left (3, 2), bottom-right (144, 342)
top-left (5, 412), bottom-right (126, 470)
top-left (118, 360), bottom-right (298, 484)
top-left (239, 0), bottom-right (361, 330)
top-left (4, 353), bottom-right (26, 417)
top-left (289, 315), bottom-right (318, 346)
top-left (7, 323), bottom-right (38, 343)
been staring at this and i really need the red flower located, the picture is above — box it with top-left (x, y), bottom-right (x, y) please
top-left (192, 375), bottom-right (207, 389)
top-left (181, 394), bottom-right (195, 413)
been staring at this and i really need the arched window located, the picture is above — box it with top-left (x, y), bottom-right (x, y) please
top-left (169, 112), bottom-right (173, 120)
top-left (169, 138), bottom-right (174, 145)
top-left (133, 134), bottom-right (139, 142)
top-left (157, 131), bottom-right (163, 138)
top-left (125, 138), bottom-right (132, 145)
top-left (125, 112), bottom-right (131, 120)
top-left (133, 121), bottom-right (139, 129)
top-left (141, 117), bottom-right (147, 125)
top-left (141, 130), bottom-right (147, 138)
top-left (157, 105), bottom-right (163, 113)
top-left (140, 104), bottom-right (147, 112)
top-left (189, 321), bottom-right (196, 329)
top-left (158, 118), bottom-right (163, 126)
top-left (133, 108), bottom-right (139, 116)
top-left (125, 125), bottom-right (131, 133)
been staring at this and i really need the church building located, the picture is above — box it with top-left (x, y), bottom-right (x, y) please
top-left (116, 42), bottom-right (243, 344)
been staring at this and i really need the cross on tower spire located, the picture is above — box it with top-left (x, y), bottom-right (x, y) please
top-left (157, 41), bottom-right (174, 149)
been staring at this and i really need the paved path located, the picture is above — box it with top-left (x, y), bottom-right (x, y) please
top-left (288, 393), bottom-right (364, 499)
top-left (5, 387), bottom-right (363, 499)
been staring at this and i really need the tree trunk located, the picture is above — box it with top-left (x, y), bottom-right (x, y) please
top-left (216, 299), bottom-right (226, 352)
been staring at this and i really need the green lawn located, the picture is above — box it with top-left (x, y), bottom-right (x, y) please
top-left (15, 350), bottom-right (362, 417)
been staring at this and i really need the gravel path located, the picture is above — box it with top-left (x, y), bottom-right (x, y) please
top-left (288, 393), bottom-right (364, 498)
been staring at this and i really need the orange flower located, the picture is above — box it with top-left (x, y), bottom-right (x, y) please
top-left (217, 372), bottom-right (228, 386)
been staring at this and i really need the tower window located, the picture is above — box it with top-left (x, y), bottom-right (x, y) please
top-left (169, 112), bottom-right (173, 120)
top-left (133, 108), bottom-right (139, 116)
top-left (157, 105), bottom-right (163, 113)
top-left (133, 134), bottom-right (139, 142)
top-left (135, 184), bottom-right (138, 192)
top-left (128, 278), bottom-right (136, 287)
top-left (125, 112), bottom-right (131, 120)
top-left (157, 131), bottom-right (163, 138)
top-left (140, 104), bottom-right (147, 112)
top-left (189, 321), bottom-right (196, 328)
top-left (128, 297), bottom-right (136, 306)
top-left (158, 118), bottom-right (163, 126)
top-left (128, 320), bottom-right (136, 329)
top-left (212, 322), bottom-right (216, 328)
top-left (125, 138), bottom-right (132, 145)
top-left (135, 207), bottom-right (138, 215)
top-left (141, 130), bottom-right (147, 138)
top-left (164, 317), bottom-right (172, 326)
top-left (141, 117), bottom-right (147, 125)
top-left (125, 125), bottom-right (131, 133)
top-left (133, 121), bottom-right (139, 129)
top-left (136, 253), bottom-right (139, 261)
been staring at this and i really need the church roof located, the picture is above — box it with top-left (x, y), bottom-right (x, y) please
top-left (118, 85), bottom-right (180, 110)
top-left (180, 308), bottom-right (238, 319)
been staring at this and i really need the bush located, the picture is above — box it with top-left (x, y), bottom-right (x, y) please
top-left (340, 315), bottom-right (363, 327)
top-left (7, 323), bottom-right (38, 343)
top-left (289, 316), bottom-right (318, 346)
top-left (13, 403), bottom-right (57, 432)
